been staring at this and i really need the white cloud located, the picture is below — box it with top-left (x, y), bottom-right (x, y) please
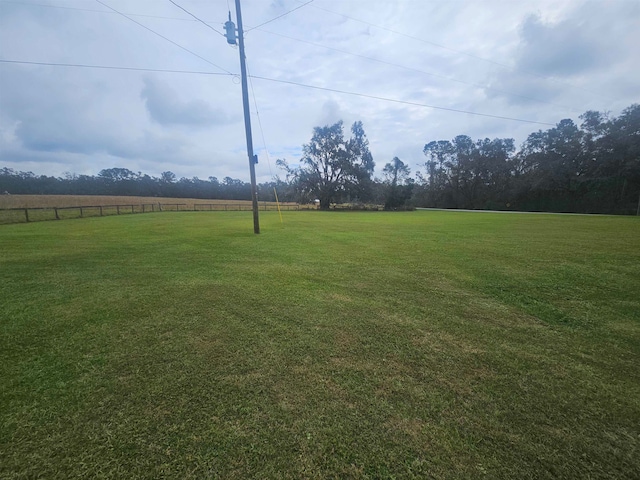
top-left (141, 76), bottom-right (237, 126)
top-left (1, 0), bottom-right (638, 183)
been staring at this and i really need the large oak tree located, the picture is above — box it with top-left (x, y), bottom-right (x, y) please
top-left (278, 120), bottom-right (374, 209)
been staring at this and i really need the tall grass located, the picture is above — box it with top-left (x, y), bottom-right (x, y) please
top-left (1, 211), bottom-right (639, 479)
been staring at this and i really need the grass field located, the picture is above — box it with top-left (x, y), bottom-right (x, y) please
top-left (0, 195), bottom-right (303, 225)
top-left (1, 210), bottom-right (639, 479)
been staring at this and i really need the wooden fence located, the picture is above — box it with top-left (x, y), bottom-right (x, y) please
top-left (0, 202), bottom-right (300, 225)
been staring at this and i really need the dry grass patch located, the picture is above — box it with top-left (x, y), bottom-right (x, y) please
top-left (0, 194), bottom-right (296, 209)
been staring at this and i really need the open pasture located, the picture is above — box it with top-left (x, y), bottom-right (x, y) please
top-left (0, 194), bottom-right (298, 210)
top-left (1, 211), bottom-right (639, 478)
top-left (0, 195), bottom-right (301, 225)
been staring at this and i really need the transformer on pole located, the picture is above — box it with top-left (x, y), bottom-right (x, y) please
top-left (226, 1), bottom-right (260, 234)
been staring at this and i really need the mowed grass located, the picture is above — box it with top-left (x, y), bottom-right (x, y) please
top-left (1, 211), bottom-right (639, 479)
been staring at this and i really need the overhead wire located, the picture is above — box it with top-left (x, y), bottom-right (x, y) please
top-left (0, 57), bottom-right (555, 126)
top-left (245, 0), bottom-right (314, 32)
top-left (6, 0), bottom-right (611, 105)
top-left (94, 0), bottom-right (232, 74)
top-left (245, 61), bottom-right (274, 179)
top-left (248, 75), bottom-right (556, 126)
top-left (255, 27), bottom-right (581, 113)
top-left (245, 59), bottom-right (284, 223)
top-left (0, 59), bottom-right (233, 76)
top-left (2, 1), bottom-right (560, 127)
top-left (167, 0), bottom-right (224, 36)
top-left (0, 0), bottom-right (196, 21)
top-left (7, 0), bottom-right (595, 110)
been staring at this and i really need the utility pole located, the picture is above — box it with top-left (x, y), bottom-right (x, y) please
top-left (225, 0), bottom-right (260, 234)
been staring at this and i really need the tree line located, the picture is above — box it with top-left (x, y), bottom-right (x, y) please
top-left (2, 104), bottom-right (639, 214)
top-left (277, 104), bottom-right (640, 214)
top-left (0, 167), bottom-right (264, 202)
top-left (415, 105), bottom-right (640, 214)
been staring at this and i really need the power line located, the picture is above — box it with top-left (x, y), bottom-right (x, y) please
top-left (0, 0), bottom-right (196, 22)
top-left (256, 27), bottom-right (581, 113)
top-left (3, 0), bottom-right (552, 108)
top-left (0, 59), bottom-right (234, 76)
top-left (246, 58), bottom-right (285, 224)
top-left (4, 0), bottom-right (580, 112)
top-left (167, 0), bottom-right (224, 36)
top-left (245, 0), bottom-right (314, 32)
top-left (248, 74), bottom-right (556, 127)
top-left (1, 0), bottom-right (614, 105)
top-left (246, 60), bottom-right (275, 179)
top-left (94, 0), bottom-right (232, 74)
top-left (0, 57), bottom-right (556, 126)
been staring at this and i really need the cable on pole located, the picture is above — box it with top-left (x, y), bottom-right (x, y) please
top-left (246, 59), bottom-right (283, 224)
top-left (255, 28), bottom-right (581, 113)
top-left (1, 0), bottom-right (196, 21)
top-left (0, 58), bottom-right (555, 126)
top-left (167, 0), bottom-right (225, 36)
top-left (245, 0), bottom-right (314, 32)
top-left (0, 59), bottom-right (234, 76)
top-left (95, 0), bottom-right (232, 74)
top-left (248, 74), bottom-right (556, 126)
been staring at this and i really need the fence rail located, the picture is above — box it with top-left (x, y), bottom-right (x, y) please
top-left (0, 202), bottom-right (300, 225)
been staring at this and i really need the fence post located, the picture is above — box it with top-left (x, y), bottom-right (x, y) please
top-left (24, 208), bottom-right (29, 222)
top-left (99, 206), bottom-right (103, 216)
top-left (80, 207), bottom-right (83, 218)
top-left (131, 205), bottom-right (134, 214)
top-left (143, 204), bottom-right (145, 213)
top-left (117, 205), bottom-right (120, 215)
top-left (55, 208), bottom-right (60, 220)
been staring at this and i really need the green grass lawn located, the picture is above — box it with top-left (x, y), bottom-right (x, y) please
top-left (1, 211), bottom-right (639, 479)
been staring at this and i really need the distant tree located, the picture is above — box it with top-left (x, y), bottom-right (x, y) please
top-left (98, 167), bottom-right (139, 182)
top-left (278, 120), bottom-right (375, 209)
top-left (221, 177), bottom-right (251, 200)
top-left (383, 157), bottom-right (411, 188)
top-left (346, 120), bottom-right (376, 202)
top-left (585, 104), bottom-right (640, 213)
top-left (160, 171), bottom-right (176, 184)
top-left (417, 136), bottom-right (515, 210)
top-left (382, 157), bottom-right (413, 209)
top-left (420, 140), bottom-right (455, 207)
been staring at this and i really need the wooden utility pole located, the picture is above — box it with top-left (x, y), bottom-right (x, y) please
top-left (226, 1), bottom-right (260, 234)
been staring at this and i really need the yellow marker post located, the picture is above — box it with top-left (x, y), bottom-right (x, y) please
top-left (274, 187), bottom-right (283, 224)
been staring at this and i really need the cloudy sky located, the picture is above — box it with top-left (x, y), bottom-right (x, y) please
top-left (1, 0), bottom-right (638, 183)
